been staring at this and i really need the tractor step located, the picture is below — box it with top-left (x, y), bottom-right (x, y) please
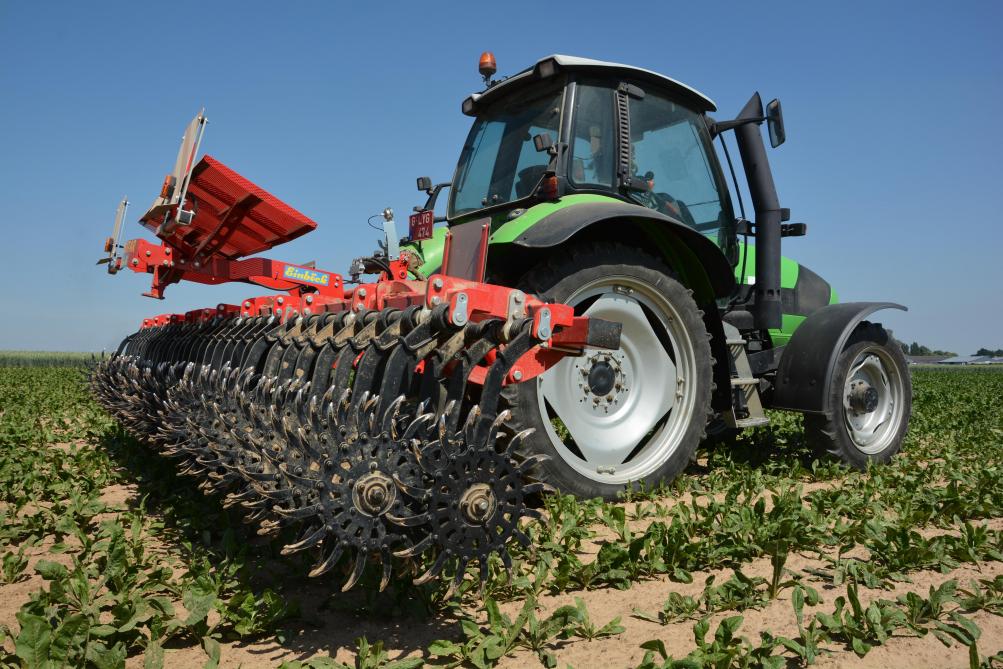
top-left (722, 322), bottom-right (769, 430)
top-left (734, 416), bottom-right (771, 428)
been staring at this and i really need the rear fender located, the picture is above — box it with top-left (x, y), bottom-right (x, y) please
top-left (771, 302), bottom-right (907, 415)
top-left (495, 199), bottom-right (735, 303)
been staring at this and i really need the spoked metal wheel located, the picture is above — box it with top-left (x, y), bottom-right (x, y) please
top-left (538, 276), bottom-right (699, 485)
top-left (505, 243), bottom-right (713, 500)
top-left (842, 346), bottom-right (906, 455)
top-left (806, 322), bottom-right (912, 468)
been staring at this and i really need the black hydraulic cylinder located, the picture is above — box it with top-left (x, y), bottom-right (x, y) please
top-left (734, 93), bottom-right (783, 331)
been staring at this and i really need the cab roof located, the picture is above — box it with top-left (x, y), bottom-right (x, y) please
top-left (465, 54), bottom-right (717, 114)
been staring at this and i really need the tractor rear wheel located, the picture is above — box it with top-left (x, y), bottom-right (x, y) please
top-left (504, 243), bottom-right (713, 500)
top-left (804, 322), bottom-right (911, 468)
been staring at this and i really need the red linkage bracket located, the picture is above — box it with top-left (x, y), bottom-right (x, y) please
top-left (122, 237), bottom-right (345, 300)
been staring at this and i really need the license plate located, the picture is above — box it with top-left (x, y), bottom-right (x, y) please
top-left (409, 210), bottom-right (435, 241)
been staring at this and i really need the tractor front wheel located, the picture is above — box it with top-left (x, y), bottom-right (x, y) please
top-left (805, 322), bottom-right (911, 468)
top-left (504, 243), bottom-right (713, 500)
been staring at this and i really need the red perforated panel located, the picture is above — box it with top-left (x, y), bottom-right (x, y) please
top-left (141, 155), bottom-right (317, 260)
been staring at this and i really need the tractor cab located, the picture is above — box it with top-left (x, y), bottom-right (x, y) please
top-left (446, 55), bottom-right (738, 261)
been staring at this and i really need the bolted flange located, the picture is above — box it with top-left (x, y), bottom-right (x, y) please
top-left (458, 482), bottom-right (497, 525)
top-left (352, 471), bottom-right (397, 517)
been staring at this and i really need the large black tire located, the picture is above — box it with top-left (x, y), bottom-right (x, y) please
top-left (503, 242), bottom-right (713, 500)
top-left (804, 322), bottom-right (911, 469)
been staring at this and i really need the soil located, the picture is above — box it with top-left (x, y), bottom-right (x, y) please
top-left (3, 440), bottom-right (1002, 669)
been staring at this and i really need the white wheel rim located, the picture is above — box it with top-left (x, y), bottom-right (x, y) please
top-left (841, 345), bottom-right (905, 455)
top-left (536, 275), bottom-right (699, 485)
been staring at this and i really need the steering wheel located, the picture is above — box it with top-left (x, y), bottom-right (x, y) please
top-left (651, 191), bottom-right (698, 228)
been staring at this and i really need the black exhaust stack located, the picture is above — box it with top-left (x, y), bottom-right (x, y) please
top-left (733, 93), bottom-right (783, 331)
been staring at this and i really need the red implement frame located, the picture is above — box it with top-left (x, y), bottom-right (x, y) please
top-left (117, 154), bottom-right (345, 300)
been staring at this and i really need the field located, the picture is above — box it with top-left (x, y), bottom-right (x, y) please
top-left (1, 364), bottom-right (1002, 668)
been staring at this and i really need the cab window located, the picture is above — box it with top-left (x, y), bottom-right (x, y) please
top-left (627, 90), bottom-right (729, 233)
top-left (450, 85), bottom-right (564, 217)
top-left (569, 84), bottom-right (616, 189)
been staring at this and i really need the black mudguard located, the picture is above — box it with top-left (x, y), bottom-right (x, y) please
top-left (771, 302), bottom-right (906, 415)
top-left (509, 200), bottom-right (735, 299)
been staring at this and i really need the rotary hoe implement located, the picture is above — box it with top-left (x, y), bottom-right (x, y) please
top-left (94, 54), bottom-right (913, 592)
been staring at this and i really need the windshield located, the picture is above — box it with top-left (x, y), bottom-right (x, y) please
top-left (449, 85), bottom-right (564, 218)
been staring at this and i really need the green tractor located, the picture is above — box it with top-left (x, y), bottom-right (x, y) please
top-left (398, 53), bottom-right (911, 500)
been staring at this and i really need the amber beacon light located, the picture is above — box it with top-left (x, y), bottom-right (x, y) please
top-left (479, 51), bottom-right (497, 85)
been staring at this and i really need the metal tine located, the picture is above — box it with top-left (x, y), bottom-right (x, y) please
top-left (363, 393), bottom-right (380, 435)
top-left (280, 462), bottom-right (320, 488)
top-left (244, 508), bottom-right (268, 524)
top-left (280, 414), bottom-right (301, 450)
top-left (324, 400), bottom-right (339, 436)
top-left (270, 379), bottom-right (293, 420)
top-left (336, 388), bottom-right (352, 427)
top-left (410, 442), bottom-right (434, 475)
top-left (391, 472), bottom-right (427, 500)
top-left (227, 427), bottom-right (255, 451)
top-left (443, 557), bottom-right (468, 601)
top-left (520, 505), bottom-right (545, 520)
top-left (479, 559), bottom-right (491, 591)
top-left (308, 394), bottom-right (322, 427)
top-left (281, 524), bottom-right (327, 555)
top-left (485, 409), bottom-right (512, 446)
top-left (517, 454), bottom-right (551, 475)
top-left (347, 390), bottom-right (370, 433)
top-left (238, 366), bottom-right (256, 387)
top-left (462, 404), bottom-right (482, 444)
top-left (392, 534), bottom-right (434, 559)
top-left (437, 411), bottom-right (448, 447)
top-left (295, 379), bottom-right (311, 406)
top-left (402, 411), bottom-right (434, 443)
top-left (413, 551), bottom-right (449, 586)
top-left (379, 551), bottom-right (393, 592)
top-left (322, 381), bottom-right (337, 406)
top-left (257, 520), bottom-right (282, 537)
top-left (512, 528), bottom-right (533, 547)
top-left (509, 429), bottom-right (541, 455)
top-left (341, 551), bottom-right (369, 592)
top-left (386, 510), bottom-right (431, 528)
top-left (295, 425), bottom-right (325, 462)
top-left (223, 489), bottom-right (255, 508)
top-left (235, 382), bottom-right (255, 416)
top-left (240, 464), bottom-right (280, 483)
top-left (438, 398), bottom-right (461, 441)
top-left (251, 485), bottom-right (292, 502)
top-left (309, 545), bottom-right (344, 578)
top-left (273, 503), bottom-right (323, 520)
top-left (291, 383), bottom-right (313, 441)
top-left (180, 463), bottom-right (206, 477)
top-left (195, 454), bottom-right (223, 468)
top-left (223, 365), bottom-right (241, 394)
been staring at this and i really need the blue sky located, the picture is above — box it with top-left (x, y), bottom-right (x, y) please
top-left (0, 1), bottom-right (1000, 354)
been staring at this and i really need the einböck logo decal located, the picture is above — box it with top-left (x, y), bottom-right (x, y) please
top-left (283, 266), bottom-right (330, 286)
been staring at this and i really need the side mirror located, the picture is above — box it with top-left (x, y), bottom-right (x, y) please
top-left (766, 98), bottom-right (785, 148)
top-left (533, 133), bottom-right (554, 153)
top-left (416, 176), bottom-right (432, 192)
